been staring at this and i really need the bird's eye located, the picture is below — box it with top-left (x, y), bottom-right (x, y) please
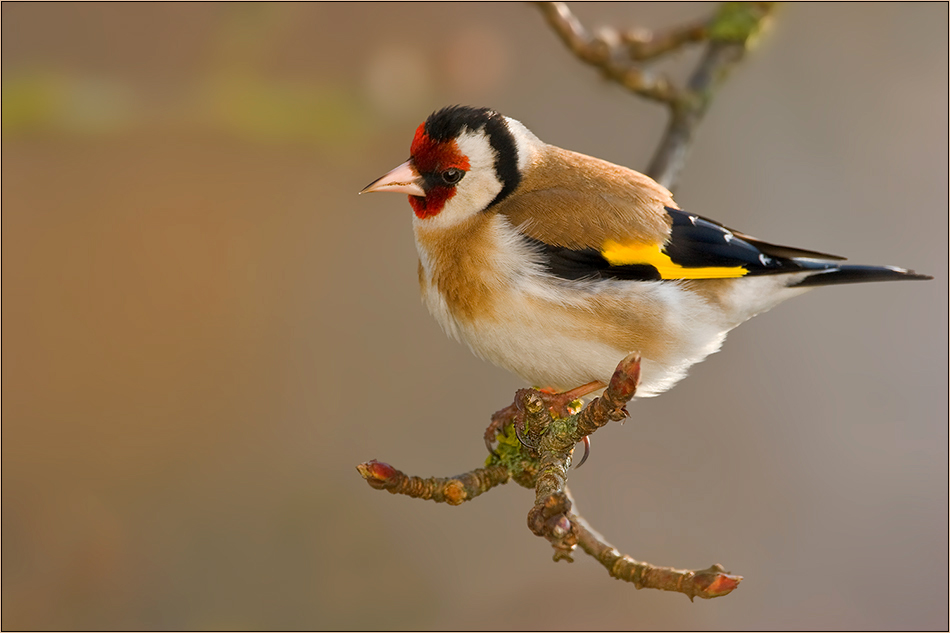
top-left (441, 168), bottom-right (464, 185)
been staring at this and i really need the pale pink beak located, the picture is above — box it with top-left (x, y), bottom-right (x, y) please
top-left (360, 160), bottom-right (426, 197)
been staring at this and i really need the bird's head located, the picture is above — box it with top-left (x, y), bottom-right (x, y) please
top-left (361, 106), bottom-right (539, 226)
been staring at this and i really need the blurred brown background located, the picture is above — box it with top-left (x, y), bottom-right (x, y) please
top-left (2, 2), bottom-right (947, 629)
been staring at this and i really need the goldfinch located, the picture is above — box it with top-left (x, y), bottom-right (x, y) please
top-left (361, 106), bottom-right (931, 399)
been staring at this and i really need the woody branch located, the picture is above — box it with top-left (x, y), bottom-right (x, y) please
top-left (358, 353), bottom-right (742, 600)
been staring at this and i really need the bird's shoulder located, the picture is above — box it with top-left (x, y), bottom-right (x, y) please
top-left (493, 144), bottom-right (674, 250)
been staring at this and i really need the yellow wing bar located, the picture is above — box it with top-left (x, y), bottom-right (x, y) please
top-left (601, 240), bottom-right (748, 280)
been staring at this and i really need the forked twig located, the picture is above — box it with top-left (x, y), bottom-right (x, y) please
top-left (358, 354), bottom-right (742, 600)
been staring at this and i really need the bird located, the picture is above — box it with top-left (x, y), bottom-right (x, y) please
top-left (361, 105), bottom-right (931, 406)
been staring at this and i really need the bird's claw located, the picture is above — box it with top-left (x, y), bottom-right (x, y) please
top-left (484, 401), bottom-right (521, 457)
top-left (513, 415), bottom-right (538, 450)
top-left (574, 435), bottom-right (591, 469)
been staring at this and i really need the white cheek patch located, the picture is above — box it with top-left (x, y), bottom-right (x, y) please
top-left (456, 128), bottom-right (497, 177)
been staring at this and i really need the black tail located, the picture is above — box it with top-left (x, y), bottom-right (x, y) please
top-left (793, 264), bottom-right (933, 288)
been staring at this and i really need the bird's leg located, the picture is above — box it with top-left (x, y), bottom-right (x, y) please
top-left (484, 380), bottom-right (606, 455)
top-left (537, 381), bottom-right (604, 468)
top-left (537, 380), bottom-right (606, 418)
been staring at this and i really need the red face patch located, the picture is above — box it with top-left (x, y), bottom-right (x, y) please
top-left (408, 123), bottom-right (470, 220)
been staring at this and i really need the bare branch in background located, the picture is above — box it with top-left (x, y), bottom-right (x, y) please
top-left (533, 1), bottom-right (680, 104)
top-left (535, 1), bottom-right (777, 191)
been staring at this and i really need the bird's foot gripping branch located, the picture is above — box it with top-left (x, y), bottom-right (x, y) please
top-left (356, 353), bottom-right (742, 601)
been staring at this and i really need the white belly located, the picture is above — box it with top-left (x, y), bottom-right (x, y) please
top-left (421, 274), bottom-right (731, 397)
